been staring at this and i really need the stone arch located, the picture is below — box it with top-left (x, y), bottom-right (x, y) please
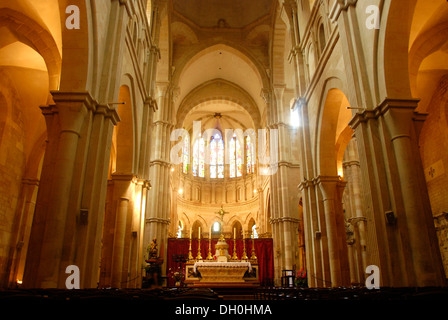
top-left (230, 219), bottom-right (243, 239)
top-left (172, 42), bottom-right (270, 95)
top-left (58, 1), bottom-right (93, 92)
top-left (247, 217), bottom-right (257, 238)
top-left (408, 17), bottom-right (448, 103)
top-left (315, 78), bottom-right (352, 176)
top-left (377, 0), bottom-right (417, 100)
top-left (115, 84), bottom-right (135, 174)
top-left (271, 1), bottom-right (288, 86)
top-left (176, 79), bottom-right (261, 129)
top-left (191, 220), bottom-right (204, 238)
top-left (0, 8), bottom-right (61, 98)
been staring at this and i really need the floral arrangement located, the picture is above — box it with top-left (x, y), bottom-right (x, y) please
top-left (168, 267), bottom-right (185, 285)
top-left (295, 267), bottom-right (308, 287)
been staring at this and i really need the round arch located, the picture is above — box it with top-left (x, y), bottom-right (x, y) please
top-left (0, 8), bottom-right (61, 97)
top-left (315, 78), bottom-right (352, 176)
top-left (114, 84), bottom-right (135, 174)
top-left (377, 0), bottom-right (418, 100)
top-left (176, 79), bottom-right (261, 129)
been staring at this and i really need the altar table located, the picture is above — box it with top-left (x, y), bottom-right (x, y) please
top-left (190, 261), bottom-right (254, 284)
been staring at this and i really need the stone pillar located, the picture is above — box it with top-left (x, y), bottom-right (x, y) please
top-left (316, 176), bottom-right (350, 287)
top-left (23, 92), bottom-right (95, 289)
top-left (145, 82), bottom-right (173, 280)
top-left (343, 138), bottom-right (368, 285)
top-left (8, 178), bottom-right (39, 286)
top-left (263, 85), bottom-right (301, 284)
top-left (297, 99), bottom-right (326, 287)
top-left (349, 99), bottom-right (446, 287)
top-left (107, 174), bottom-right (133, 288)
top-left (381, 99), bottom-right (445, 286)
top-left (76, 103), bottom-right (119, 288)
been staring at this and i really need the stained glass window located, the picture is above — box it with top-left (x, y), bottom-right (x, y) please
top-left (199, 137), bottom-right (205, 177)
top-left (210, 133), bottom-right (224, 179)
top-left (182, 133), bottom-right (189, 174)
top-left (229, 134), bottom-right (243, 178)
top-left (210, 136), bottom-right (217, 179)
top-left (236, 137), bottom-right (242, 177)
top-left (192, 135), bottom-right (205, 177)
top-left (217, 138), bottom-right (224, 178)
top-left (246, 136), bottom-right (255, 174)
top-left (230, 136), bottom-right (236, 178)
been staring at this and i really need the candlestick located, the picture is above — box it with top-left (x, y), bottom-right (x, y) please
top-left (206, 237), bottom-right (213, 260)
top-left (231, 237), bottom-right (238, 261)
top-left (250, 238), bottom-right (257, 261)
top-left (241, 232), bottom-right (248, 261)
top-left (196, 238), bottom-right (203, 261)
top-left (188, 237), bottom-right (194, 261)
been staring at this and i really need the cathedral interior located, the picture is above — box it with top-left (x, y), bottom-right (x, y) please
top-left (1, 0), bottom-right (448, 302)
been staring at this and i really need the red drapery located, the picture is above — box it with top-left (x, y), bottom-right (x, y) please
top-left (166, 238), bottom-right (274, 287)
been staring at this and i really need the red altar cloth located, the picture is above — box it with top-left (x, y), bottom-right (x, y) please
top-left (166, 238), bottom-right (274, 287)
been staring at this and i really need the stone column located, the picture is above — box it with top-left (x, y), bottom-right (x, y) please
top-left (263, 85), bottom-right (301, 284)
top-left (8, 178), bottom-right (39, 286)
top-left (343, 138), bottom-right (368, 285)
top-left (23, 92), bottom-right (95, 289)
top-left (76, 103), bottom-right (119, 288)
top-left (349, 99), bottom-right (446, 287)
top-left (316, 176), bottom-right (350, 287)
top-left (145, 82), bottom-right (173, 280)
top-left (108, 174), bottom-right (134, 288)
top-left (297, 99), bottom-right (326, 287)
top-left (381, 99), bottom-right (445, 286)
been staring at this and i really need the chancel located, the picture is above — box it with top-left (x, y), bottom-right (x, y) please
top-left (0, 0), bottom-right (448, 303)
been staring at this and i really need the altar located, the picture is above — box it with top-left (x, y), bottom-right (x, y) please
top-left (188, 261), bottom-right (255, 284)
top-left (183, 232), bottom-right (259, 286)
top-left (185, 261), bottom-right (258, 285)
top-left (166, 207), bottom-right (273, 287)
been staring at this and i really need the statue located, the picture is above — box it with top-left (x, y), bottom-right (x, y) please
top-left (147, 238), bottom-right (158, 259)
top-left (144, 238), bottom-right (163, 288)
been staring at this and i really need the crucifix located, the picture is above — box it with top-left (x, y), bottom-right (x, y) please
top-left (215, 205), bottom-right (229, 223)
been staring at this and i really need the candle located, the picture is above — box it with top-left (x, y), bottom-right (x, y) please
top-left (199, 227), bottom-right (201, 239)
top-left (209, 226), bottom-right (211, 239)
top-left (234, 228), bottom-right (236, 239)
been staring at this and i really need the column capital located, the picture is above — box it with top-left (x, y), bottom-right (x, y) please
top-left (111, 173), bottom-right (137, 182)
top-left (95, 104), bottom-right (120, 125)
top-left (136, 178), bottom-right (152, 190)
top-left (379, 98), bottom-right (420, 139)
top-left (330, 0), bottom-right (358, 22)
top-left (313, 175), bottom-right (344, 200)
top-left (145, 96), bottom-right (158, 112)
top-left (51, 91), bottom-right (97, 134)
top-left (349, 98), bottom-right (420, 131)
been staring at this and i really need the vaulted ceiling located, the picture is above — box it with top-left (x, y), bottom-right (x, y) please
top-left (172, 0), bottom-right (273, 29)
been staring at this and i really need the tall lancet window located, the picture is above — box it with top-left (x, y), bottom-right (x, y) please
top-left (229, 134), bottom-right (243, 178)
top-left (246, 136), bottom-right (255, 174)
top-left (210, 133), bottom-right (224, 179)
top-left (182, 133), bottom-right (190, 174)
top-left (193, 135), bottom-right (205, 177)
